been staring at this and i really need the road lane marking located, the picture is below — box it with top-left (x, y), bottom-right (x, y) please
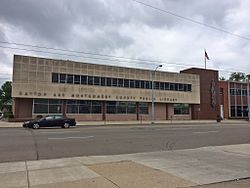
top-left (48, 136), bottom-right (94, 140)
top-left (39, 130), bottom-right (80, 134)
top-left (192, 131), bottom-right (219, 134)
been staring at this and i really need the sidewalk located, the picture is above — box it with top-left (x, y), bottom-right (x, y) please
top-left (0, 119), bottom-right (249, 128)
top-left (1, 144), bottom-right (249, 188)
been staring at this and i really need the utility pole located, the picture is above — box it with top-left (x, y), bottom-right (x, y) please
top-left (151, 64), bottom-right (162, 124)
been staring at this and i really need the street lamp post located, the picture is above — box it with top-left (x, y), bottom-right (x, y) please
top-left (247, 78), bottom-right (250, 122)
top-left (151, 65), bottom-right (162, 124)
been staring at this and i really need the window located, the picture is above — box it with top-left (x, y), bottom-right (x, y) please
top-left (129, 80), bottom-right (135, 88)
top-left (55, 115), bottom-right (63, 120)
top-left (145, 81), bottom-right (151, 89)
top-left (127, 102), bottom-right (136, 113)
top-left (220, 88), bottom-right (224, 95)
top-left (59, 74), bottom-right (66, 84)
top-left (106, 101), bottom-right (136, 114)
top-left (139, 102), bottom-right (148, 114)
top-left (178, 84), bottom-right (184, 91)
top-left (174, 104), bottom-right (189, 115)
top-left (140, 81), bottom-right (145, 89)
top-left (112, 78), bottom-right (117, 87)
top-left (49, 100), bottom-right (62, 113)
top-left (92, 101), bottom-right (102, 113)
top-left (118, 79), bottom-right (124, 87)
top-left (230, 88), bottom-right (235, 95)
top-left (45, 116), bottom-right (54, 120)
top-left (164, 83), bottom-right (170, 90)
top-left (88, 76), bottom-right (93, 85)
top-left (135, 80), bottom-right (140, 88)
top-left (52, 73), bottom-right (192, 92)
top-left (107, 101), bottom-right (116, 113)
top-left (33, 99), bottom-right (62, 114)
top-left (107, 78), bottom-right (112, 86)
top-left (170, 83), bottom-right (175, 90)
top-left (34, 99), bottom-right (49, 113)
top-left (101, 77), bottom-right (106, 86)
top-left (117, 102), bottom-right (127, 113)
top-left (94, 76), bottom-right (100, 85)
top-left (52, 73), bottom-right (58, 83)
top-left (74, 75), bottom-right (80, 84)
top-left (66, 100), bottom-right (78, 113)
top-left (67, 74), bottom-right (73, 84)
top-left (154, 82), bottom-right (160, 89)
top-left (174, 83), bottom-right (179, 91)
top-left (124, 79), bottom-right (129, 88)
top-left (67, 100), bottom-right (102, 114)
top-left (160, 82), bottom-right (164, 90)
top-left (81, 75), bottom-right (87, 85)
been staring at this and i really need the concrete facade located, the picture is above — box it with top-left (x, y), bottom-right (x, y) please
top-left (12, 55), bottom-right (210, 121)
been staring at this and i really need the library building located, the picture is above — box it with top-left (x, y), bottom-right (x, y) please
top-left (12, 54), bottom-right (249, 121)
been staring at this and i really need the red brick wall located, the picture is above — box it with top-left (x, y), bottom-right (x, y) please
top-left (181, 68), bottom-right (220, 120)
top-left (13, 98), bottom-right (33, 119)
top-left (218, 81), bottom-right (229, 119)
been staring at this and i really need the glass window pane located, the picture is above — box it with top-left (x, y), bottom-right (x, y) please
top-left (88, 76), bottom-right (93, 85)
top-left (101, 77), bottom-right (106, 86)
top-left (135, 80), bottom-right (140, 88)
top-left (129, 80), bottom-right (135, 88)
top-left (74, 75), bottom-right (80, 84)
top-left (81, 75), bottom-right (87, 85)
top-left (59, 74), bottom-right (66, 83)
top-left (112, 78), bottom-right (117, 86)
top-left (107, 78), bottom-right (112, 86)
top-left (94, 76), bottom-right (100, 85)
top-left (79, 105), bottom-right (91, 113)
top-left (140, 81), bottom-right (145, 89)
top-left (67, 105), bottom-right (78, 113)
top-left (124, 79), bottom-right (129, 88)
top-left (52, 73), bottom-right (58, 83)
top-left (160, 82), bottom-right (164, 90)
top-left (118, 79), bottom-right (124, 87)
top-left (49, 105), bottom-right (62, 113)
top-left (92, 106), bottom-right (101, 113)
top-left (34, 104), bottom-right (48, 113)
top-left (165, 83), bottom-right (170, 90)
top-left (67, 74), bottom-right (73, 84)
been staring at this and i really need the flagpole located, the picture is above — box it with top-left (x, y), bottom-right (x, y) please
top-left (204, 49), bottom-right (206, 69)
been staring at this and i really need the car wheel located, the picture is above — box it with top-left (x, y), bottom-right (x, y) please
top-left (33, 123), bottom-right (39, 129)
top-left (63, 122), bottom-right (70, 128)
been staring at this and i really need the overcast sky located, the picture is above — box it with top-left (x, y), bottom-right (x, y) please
top-left (0, 0), bottom-right (250, 85)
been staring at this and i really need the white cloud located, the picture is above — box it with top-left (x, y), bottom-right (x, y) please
top-left (0, 0), bottom-right (249, 86)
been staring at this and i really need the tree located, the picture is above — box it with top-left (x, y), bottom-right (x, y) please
top-left (246, 74), bottom-right (250, 81)
top-left (229, 72), bottom-right (246, 81)
top-left (219, 77), bottom-right (226, 81)
top-left (0, 81), bottom-right (12, 112)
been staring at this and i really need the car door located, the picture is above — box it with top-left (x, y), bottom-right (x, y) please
top-left (54, 115), bottom-right (64, 127)
top-left (43, 116), bottom-right (55, 127)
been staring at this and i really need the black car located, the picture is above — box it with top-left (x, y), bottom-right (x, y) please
top-left (23, 115), bottom-right (76, 129)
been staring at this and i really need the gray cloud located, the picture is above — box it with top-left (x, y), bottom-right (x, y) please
top-left (0, 0), bottom-right (249, 85)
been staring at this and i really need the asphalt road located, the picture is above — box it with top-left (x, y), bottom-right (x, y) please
top-left (0, 123), bottom-right (250, 163)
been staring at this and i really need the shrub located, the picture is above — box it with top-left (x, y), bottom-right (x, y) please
top-left (3, 111), bottom-right (14, 119)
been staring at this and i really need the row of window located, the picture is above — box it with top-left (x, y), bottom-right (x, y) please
top-left (33, 99), bottom-right (149, 114)
top-left (52, 73), bottom-right (192, 92)
top-left (173, 104), bottom-right (190, 115)
top-left (230, 106), bottom-right (249, 117)
top-left (230, 88), bottom-right (250, 96)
